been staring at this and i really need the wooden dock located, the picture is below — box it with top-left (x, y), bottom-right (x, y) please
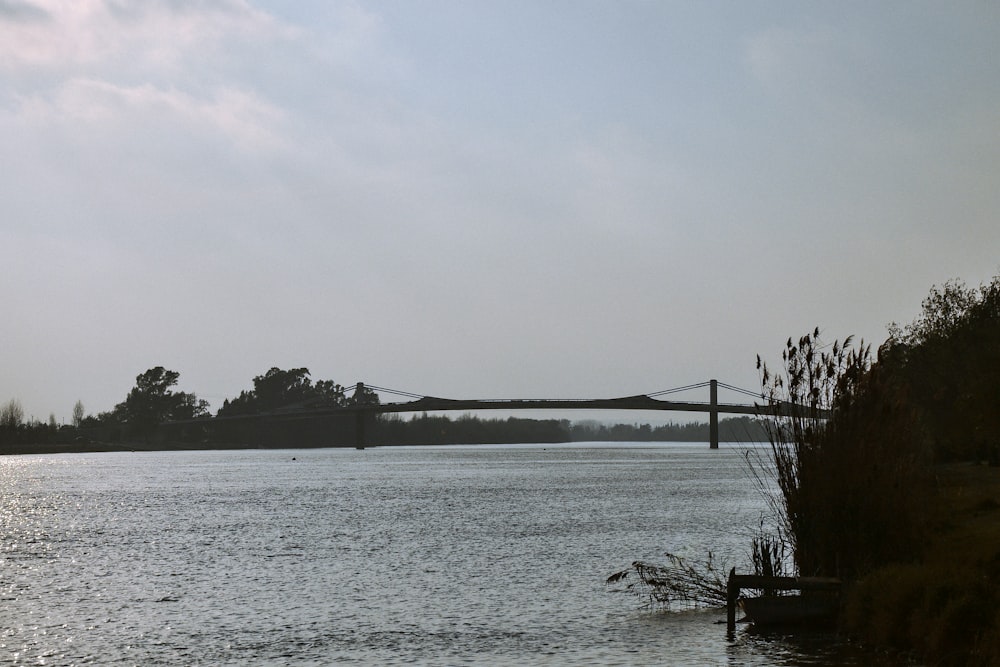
top-left (726, 568), bottom-right (842, 631)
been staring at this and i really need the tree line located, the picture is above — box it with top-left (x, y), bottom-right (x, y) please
top-left (375, 414), bottom-right (767, 446)
top-left (566, 416), bottom-right (768, 442)
top-left (0, 366), bottom-right (378, 450)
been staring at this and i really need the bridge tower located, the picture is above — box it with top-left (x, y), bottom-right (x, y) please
top-left (709, 379), bottom-right (719, 450)
top-left (354, 382), bottom-right (369, 449)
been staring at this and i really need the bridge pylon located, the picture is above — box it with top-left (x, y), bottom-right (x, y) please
top-left (709, 379), bottom-right (719, 449)
top-left (353, 382), bottom-right (373, 449)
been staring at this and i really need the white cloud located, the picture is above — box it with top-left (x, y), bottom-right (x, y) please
top-left (0, 0), bottom-right (49, 21)
top-left (0, 0), bottom-right (293, 71)
top-left (10, 77), bottom-right (287, 155)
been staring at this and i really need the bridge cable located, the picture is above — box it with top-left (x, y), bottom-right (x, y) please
top-left (348, 380), bottom-right (765, 404)
top-left (644, 381), bottom-right (765, 405)
top-left (645, 381), bottom-right (712, 397)
top-left (355, 384), bottom-right (427, 400)
top-left (715, 382), bottom-right (766, 401)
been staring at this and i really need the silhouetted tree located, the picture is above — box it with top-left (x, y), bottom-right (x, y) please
top-left (118, 367), bottom-right (208, 438)
top-left (883, 276), bottom-right (1000, 460)
top-left (217, 367), bottom-right (355, 416)
top-left (315, 379), bottom-right (348, 405)
top-left (0, 399), bottom-right (25, 447)
top-left (253, 367), bottom-right (313, 409)
top-left (0, 399), bottom-right (24, 430)
top-left (346, 383), bottom-right (380, 407)
top-left (171, 392), bottom-right (211, 421)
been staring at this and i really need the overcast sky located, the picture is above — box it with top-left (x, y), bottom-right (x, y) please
top-left (3, 1), bottom-right (999, 423)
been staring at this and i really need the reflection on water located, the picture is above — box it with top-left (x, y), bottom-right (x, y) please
top-left (0, 445), bottom-right (886, 665)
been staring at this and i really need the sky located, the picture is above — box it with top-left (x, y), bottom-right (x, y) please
top-left (3, 1), bottom-right (1000, 423)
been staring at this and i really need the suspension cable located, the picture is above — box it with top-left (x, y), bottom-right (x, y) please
top-left (349, 380), bottom-right (763, 404)
top-left (645, 381), bottom-right (712, 397)
top-left (353, 384), bottom-right (427, 400)
top-left (715, 382), bottom-right (765, 400)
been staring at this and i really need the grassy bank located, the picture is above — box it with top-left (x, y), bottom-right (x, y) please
top-left (841, 463), bottom-right (1000, 665)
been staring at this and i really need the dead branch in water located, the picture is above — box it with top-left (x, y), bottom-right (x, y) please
top-left (607, 552), bottom-right (728, 610)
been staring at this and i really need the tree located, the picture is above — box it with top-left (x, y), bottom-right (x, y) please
top-left (314, 379), bottom-right (348, 405)
top-left (72, 400), bottom-right (85, 428)
top-left (119, 367), bottom-right (208, 438)
top-left (887, 278), bottom-right (979, 347)
top-left (217, 367), bottom-right (353, 416)
top-left (171, 393), bottom-right (211, 421)
top-left (253, 367), bottom-right (314, 409)
top-left (120, 367), bottom-right (179, 430)
top-left (883, 276), bottom-right (1000, 460)
top-left (346, 382), bottom-right (380, 407)
top-left (0, 399), bottom-right (24, 430)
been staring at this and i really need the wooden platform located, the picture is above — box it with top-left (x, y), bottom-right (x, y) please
top-left (726, 568), bottom-right (841, 631)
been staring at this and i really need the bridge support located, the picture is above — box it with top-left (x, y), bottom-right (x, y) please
top-left (709, 379), bottom-right (719, 449)
top-left (355, 408), bottom-right (366, 449)
top-left (354, 382), bottom-right (370, 449)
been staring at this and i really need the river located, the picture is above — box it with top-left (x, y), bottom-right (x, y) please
top-left (0, 443), bottom-right (888, 665)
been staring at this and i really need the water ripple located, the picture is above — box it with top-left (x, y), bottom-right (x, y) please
top-left (0, 446), bottom-right (881, 665)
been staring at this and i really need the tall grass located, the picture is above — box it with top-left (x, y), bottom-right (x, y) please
top-left (753, 329), bottom-right (931, 580)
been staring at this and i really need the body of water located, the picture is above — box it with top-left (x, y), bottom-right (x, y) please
top-left (1, 443), bottom-right (880, 665)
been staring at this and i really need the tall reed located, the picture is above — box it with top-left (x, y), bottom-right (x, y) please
top-left (754, 329), bottom-right (930, 580)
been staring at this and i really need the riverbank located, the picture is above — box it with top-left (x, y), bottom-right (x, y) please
top-left (841, 462), bottom-right (1000, 664)
top-left (0, 437), bottom-right (745, 456)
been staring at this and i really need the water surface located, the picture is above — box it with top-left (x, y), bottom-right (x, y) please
top-left (0, 444), bottom-right (878, 665)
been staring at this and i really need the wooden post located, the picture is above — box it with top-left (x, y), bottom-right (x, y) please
top-left (727, 567), bottom-right (738, 632)
top-left (710, 379), bottom-right (719, 449)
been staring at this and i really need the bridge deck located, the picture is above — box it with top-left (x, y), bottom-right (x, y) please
top-left (373, 395), bottom-right (765, 416)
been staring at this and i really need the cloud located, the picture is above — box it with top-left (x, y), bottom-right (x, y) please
top-left (0, 0), bottom-right (292, 70)
top-left (28, 77), bottom-right (286, 151)
top-left (0, 0), bottom-right (49, 21)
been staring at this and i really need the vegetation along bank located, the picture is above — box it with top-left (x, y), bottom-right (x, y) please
top-left (610, 275), bottom-right (1000, 665)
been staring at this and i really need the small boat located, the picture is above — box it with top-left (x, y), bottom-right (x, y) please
top-left (739, 594), bottom-right (838, 628)
top-left (726, 569), bottom-right (842, 631)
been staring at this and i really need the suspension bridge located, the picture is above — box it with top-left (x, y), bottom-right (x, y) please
top-left (344, 379), bottom-right (796, 450)
top-left (170, 380), bottom-right (821, 449)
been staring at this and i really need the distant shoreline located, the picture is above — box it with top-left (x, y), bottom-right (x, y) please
top-left (0, 438), bottom-right (755, 457)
